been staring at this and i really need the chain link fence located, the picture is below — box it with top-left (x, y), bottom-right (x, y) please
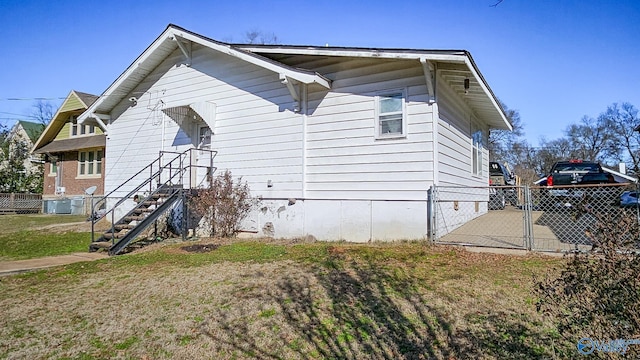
top-left (431, 183), bottom-right (640, 252)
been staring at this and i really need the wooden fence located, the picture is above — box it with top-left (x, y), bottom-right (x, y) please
top-left (0, 193), bottom-right (42, 214)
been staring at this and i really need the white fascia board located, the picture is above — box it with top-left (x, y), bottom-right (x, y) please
top-left (172, 29), bottom-right (331, 89)
top-left (462, 57), bottom-right (511, 131)
top-left (79, 26), bottom-right (332, 125)
top-left (239, 46), bottom-right (468, 62)
top-left (78, 27), bottom-right (177, 124)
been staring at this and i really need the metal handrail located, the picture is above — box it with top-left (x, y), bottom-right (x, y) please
top-left (91, 148), bottom-right (218, 243)
top-left (91, 151), bottom-right (186, 243)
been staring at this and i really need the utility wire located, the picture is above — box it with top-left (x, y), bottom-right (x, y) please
top-left (0, 91), bottom-right (160, 102)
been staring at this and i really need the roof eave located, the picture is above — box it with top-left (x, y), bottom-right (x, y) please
top-left (79, 25), bottom-right (332, 123)
top-left (242, 45), bottom-right (510, 130)
top-left (32, 90), bottom-right (78, 152)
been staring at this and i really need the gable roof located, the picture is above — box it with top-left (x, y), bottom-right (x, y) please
top-left (15, 121), bottom-right (45, 143)
top-left (75, 91), bottom-right (99, 108)
top-left (78, 24), bottom-right (331, 123)
top-left (32, 90), bottom-right (99, 153)
top-left (78, 24), bottom-right (509, 131)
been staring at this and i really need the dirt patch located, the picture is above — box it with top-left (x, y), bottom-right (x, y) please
top-left (180, 244), bottom-right (219, 253)
top-left (32, 217), bottom-right (112, 233)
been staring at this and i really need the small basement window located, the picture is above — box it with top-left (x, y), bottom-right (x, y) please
top-left (375, 90), bottom-right (406, 139)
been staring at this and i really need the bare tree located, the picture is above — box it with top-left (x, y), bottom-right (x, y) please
top-left (488, 100), bottom-right (525, 163)
top-left (31, 100), bottom-right (55, 125)
top-left (536, 138), bottom-right (576, 174)
top-left (244, 29), bottom-right (279, 45)
top-left (600, 102), bottom-right (640, 173)
top-left (509, 140), bottom-right (543, 184)
top-left (564, 115), bottom-right (612, 163)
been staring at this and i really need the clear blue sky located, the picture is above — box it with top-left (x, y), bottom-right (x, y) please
top-left (1, 0), bottom-right (638, 147)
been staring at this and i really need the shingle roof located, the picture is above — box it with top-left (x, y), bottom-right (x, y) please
top-left (74, 91), bottom-right (99, 107)
top-left (17, 121), bottom-right (45, 143)
top-left (33, 134), bottom-right (106, 154)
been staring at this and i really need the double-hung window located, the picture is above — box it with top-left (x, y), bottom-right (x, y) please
top-left (78, 150), bottom-right (103, 177)
top-left (70, 116), bottom-right (95, 137)
top-left (49, 159), bottom-right (57, 176)
top-left (375, 90), bottom-right (406, 139)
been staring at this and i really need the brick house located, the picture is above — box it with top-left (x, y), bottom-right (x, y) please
top-left (32, 90), bottom-right (104, 213)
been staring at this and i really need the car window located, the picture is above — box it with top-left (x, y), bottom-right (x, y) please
top-left (489, 163), bottom-right (504, 175)
top-left (554, 163), bottom-right (599, 172)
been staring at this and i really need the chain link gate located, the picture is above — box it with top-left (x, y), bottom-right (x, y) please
top-left (429, 183), bottom-right (640, 253)
top-left (430, 185), bottom-right (530, 249)
top-left (529, 183), bottom-right (638, 252)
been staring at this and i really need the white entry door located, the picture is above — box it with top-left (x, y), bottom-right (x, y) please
top-left (191, 125), bottom-right (213, 188)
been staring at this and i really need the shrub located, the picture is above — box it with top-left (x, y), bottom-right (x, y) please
top-left (535, 208), bottom-right (640, 356)
top-left (189, 170), bottom-right (254, 237)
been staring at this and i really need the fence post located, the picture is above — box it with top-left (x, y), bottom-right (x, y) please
top-left (427, 185), bottom-right (437, 243)
top-left (524, 185), bottom-right (534, 251)
top-left (637, 183), bottom-right (640, 244)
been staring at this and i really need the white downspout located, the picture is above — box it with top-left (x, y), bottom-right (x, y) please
top-left (302, 84), bottom-right (308, 198)
top-left (432, 103), bottom-right (440, 186)
top-left (302, 83), bottom-right (308, 238)
top-left (431, 65), bottom-right (440, 186)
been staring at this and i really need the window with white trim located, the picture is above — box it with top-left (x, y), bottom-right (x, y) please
top-left (69, 115), bottom-right (95, 137)
top-left (375, 91), bottom-right (406, 138)
top-left (198, 126), bottom-right (212, 149)
top-left (472, 130), bottom-right (483, 176)
top-left (50, 159), bottom-right (57, 175)
top-left (78, 150), bottom-right (102, 176)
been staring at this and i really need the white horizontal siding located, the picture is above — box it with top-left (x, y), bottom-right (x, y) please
top-left (436, 74), bottom-right (488, 188)
top-left (106, 46), bottom-right (304, 198)
top-left (271, 56), bottom-right (435, 201)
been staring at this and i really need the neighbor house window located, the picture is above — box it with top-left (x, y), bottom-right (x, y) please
top-left (375, 90), bottom-right (406, 138)
top-left (70, 116), bottom-right (95, 137)
top-left (50, 159), bottom-right (57, 175)
top-left (78, 150), bottom-right (103, 176)
top-left (472, 130), bottom-right (483, 176)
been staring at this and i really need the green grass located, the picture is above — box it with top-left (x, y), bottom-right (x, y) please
top-left (0, 214), bottom-right (92, 260)
top-left (0, 231), bottom-right (92, 260)
top-left (0, 240), bottom-right (569, 359)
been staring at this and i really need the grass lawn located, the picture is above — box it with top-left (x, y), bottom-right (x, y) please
top-left (1, 214), bottom-right (87, 234)
top-left (0, 239), bottom-right (572, 359)
top-left (0, 214), bottom-right (91, 260)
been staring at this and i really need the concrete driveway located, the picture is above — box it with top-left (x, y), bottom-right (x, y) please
top-left (436, 207), bottom-right (592, 252)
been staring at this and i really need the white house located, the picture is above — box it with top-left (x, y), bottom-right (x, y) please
top-left (78, 24), bottom-right (511, 242)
